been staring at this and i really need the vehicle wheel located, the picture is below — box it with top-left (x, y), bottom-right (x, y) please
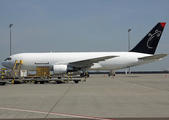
top-left (74, 81), bottom-right (79, 83)
top-left (34, 81), bottom-right (38, 84)
top-left (40, 81), bottom-right (44, 84)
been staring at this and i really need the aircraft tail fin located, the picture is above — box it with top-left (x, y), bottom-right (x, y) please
top-left (130, 22), bottom-right (166, 54)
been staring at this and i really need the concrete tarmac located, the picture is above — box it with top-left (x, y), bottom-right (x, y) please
top-left (0, 74), bottom-right (169, 120)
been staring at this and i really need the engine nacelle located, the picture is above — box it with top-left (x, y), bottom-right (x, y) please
top-left (53, 65), bottom-right (67, 74)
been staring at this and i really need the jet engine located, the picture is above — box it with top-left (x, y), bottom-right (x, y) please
top-left (53, 65), bottom-right (77, 74)
top-left (53, 65), bottom-right (67, 74)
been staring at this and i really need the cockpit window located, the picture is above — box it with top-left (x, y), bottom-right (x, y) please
top-left (4, 57), bottom-right (12, 61)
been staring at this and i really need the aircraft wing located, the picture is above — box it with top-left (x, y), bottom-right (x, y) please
top-left (138, 54), bottom-right (167, 60)
top-left (68, 56), bottom-right (118, 68)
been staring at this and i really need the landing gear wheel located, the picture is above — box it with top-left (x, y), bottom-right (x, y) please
top-left (74, 81), bottom-right (79, 84)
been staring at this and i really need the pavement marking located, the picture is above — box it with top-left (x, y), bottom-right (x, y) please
top-left (0, 107), bottom-right (115, 120)
top-left (45, 84), bottom-right (73, 118)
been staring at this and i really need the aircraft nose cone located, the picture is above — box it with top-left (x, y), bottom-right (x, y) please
top-left (1, 61), bottom-right (7, 68)
top-left (1, 61), bottom-right (5, 67)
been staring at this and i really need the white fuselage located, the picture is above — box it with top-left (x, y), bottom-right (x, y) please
top-left (1, 52), bottom-right (157, 71)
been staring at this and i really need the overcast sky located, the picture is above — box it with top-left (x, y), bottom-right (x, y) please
top-left (0, 0), bottom-right (169, 71)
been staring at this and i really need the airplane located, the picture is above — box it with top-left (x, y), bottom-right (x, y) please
top-left (1, 22), bottom-right (167, 77)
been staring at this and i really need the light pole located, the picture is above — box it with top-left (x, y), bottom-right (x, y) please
top-left (9, 23), bottom-right (13, 56)
top-left (128, 28), bottom-right (131, 51)
top-left (128, 28), bottom-right (131, 74)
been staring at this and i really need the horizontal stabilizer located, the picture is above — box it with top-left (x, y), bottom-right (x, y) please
top-left (138, 54), bottom-right (167, 60)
